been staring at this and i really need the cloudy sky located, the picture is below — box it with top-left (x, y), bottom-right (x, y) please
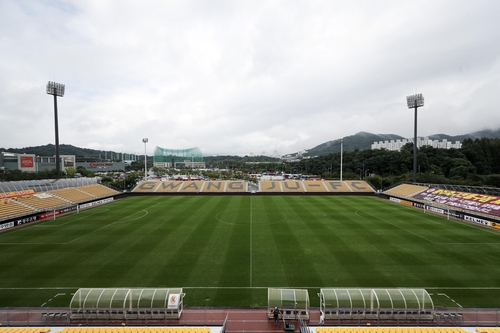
top-left (1, 1), bottom-right (499, 156)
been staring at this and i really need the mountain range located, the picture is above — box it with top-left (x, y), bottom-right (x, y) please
top-left (302, 128), bottom-right (500, 156)
top-left (2, 128), bottom-right (500, 159)
top-left (0, 144), bottom-right (125, 161)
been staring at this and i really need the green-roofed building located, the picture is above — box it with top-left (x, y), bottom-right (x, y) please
top-left (153, 146), bottom-right (205, 168)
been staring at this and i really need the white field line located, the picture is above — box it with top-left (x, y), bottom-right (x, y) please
top-left (355, 206), bottom-right (500, 245)
top-left (0, 202), bottom-right (161, 245)
top-left (34, 209), bottom-right (110, 227)
top-left (436, 293), bottom-right (463, 308)
top-left (391, 200), bottom-right (500, 238)
top-left (2, 286), bottom-right (500, 290)
top-left (354, 209), bottom-right (438, 244)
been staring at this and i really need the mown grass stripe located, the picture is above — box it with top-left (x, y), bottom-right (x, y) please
top-left (1, 195), bottom-right (500, 308)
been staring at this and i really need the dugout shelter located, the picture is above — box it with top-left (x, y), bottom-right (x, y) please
top-left (267, 288), bottom-right (310, 320)
top-left (69, 288), bottom-right (185, 320)
top-left (319, 288), bottom-right (434, 321)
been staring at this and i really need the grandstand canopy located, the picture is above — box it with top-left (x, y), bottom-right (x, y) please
top-left (319, 288), bottom-right (434, 312)
top-left (0, 178), bottom-right (97, 193)
top-left (153, 146), bottom-right (203, 163)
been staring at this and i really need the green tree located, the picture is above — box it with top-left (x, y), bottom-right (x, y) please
top-left (65, 167), bottom-right (76, 178)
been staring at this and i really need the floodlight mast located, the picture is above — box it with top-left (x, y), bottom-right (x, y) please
top-left (46, 81), bottom-right (65, 179)
top-left (142, 138), bottom-right (148, 180)
top-left (406, 93), bottom-right (424, 183)
top-left (339, 138), bottom-right (344, 181)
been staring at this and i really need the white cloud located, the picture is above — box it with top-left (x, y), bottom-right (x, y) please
top-left (1, 0), bottom-right (500, 156)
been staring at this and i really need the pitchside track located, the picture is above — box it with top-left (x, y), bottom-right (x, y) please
top-left (1, 196), bottom-right (499, 308)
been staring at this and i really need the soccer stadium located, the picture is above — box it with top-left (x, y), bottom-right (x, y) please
top-left (1, 174), bottom-right (500, 333)
top-left (5, 0), bottom-right (500, 332)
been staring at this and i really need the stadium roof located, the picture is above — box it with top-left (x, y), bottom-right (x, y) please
top-left (0, 178), bottom-right (97, 193)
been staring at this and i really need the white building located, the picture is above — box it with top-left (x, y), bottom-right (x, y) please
top-left (371, 137), bottom-right (462, 151)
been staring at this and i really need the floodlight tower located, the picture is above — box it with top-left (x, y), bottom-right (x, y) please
top-left (406, 93), bottom-right (424, 183)
top-left (46, 81), bottom-right (65, 179)
top-left (143, 138), bottom-right (148, 180)
top-left (339, 138), bottom-right (344, 181)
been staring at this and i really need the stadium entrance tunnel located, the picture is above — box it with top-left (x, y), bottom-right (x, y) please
top-left (69, 288), bottom-right (185, 320)
top-left (268, 288), bottom-right (310, 320)
top-left (319, 288), bottom-right (434, 321)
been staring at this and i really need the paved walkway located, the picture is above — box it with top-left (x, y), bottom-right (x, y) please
top-left (1, 308), bottom-right (499, 332)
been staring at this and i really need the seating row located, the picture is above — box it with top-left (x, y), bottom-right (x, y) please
top-left (316, 328), bottom-right (466, 333)
top-left (58, 328), bottom-right (210, 333)
top-left (259, 180), bottom-right (374, 193)
top-left (0, 328), bottom-right (211, 333)
top-left (477, 329), bottom-right (500, 333)
top-left (383, 184), bottom-right (428, 198)
top-left (0, 199), bottom-right (37, 219)
top-left (133, 180), bottom-right (374, 193)
top-left (133, 181), bottom-right (247, 193)
top-left (79, 184), bottom-right (119, 197)
top-left (14, 195), bottom-right (69, 210)
top-left (0, 328), bottom-right (50, 333)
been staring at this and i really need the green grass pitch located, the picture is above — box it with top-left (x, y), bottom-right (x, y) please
top-left (1, 195), bottom-right (500, 308)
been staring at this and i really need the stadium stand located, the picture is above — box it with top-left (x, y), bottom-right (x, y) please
top-left (15, 193), bottom-right (70, 210)
top-left (79, 184), bottom-right (119, 197)
top-left (0, 184), bottom-right (118, 221)
top-left (155, 180), bottom-right (183, 193)
top-left (258, 180), bottom-right (375, 193)
top-left (323, 181), bottom-right (353, 192)
top-left (316, 328), bottom-right (468, 333)
top-left (202, 181), bottom-right (226, 193)
top-left (133, 180), bottom-right (248, 193)
top-left (0, 198), bottom-right (37, 219)
top-left (259, 181), bottom-right (283, 192)
top-left (384, 184), bottom-right (428, 198)
top-left (344, 180), bottom-right (376, 192)
top-left (477, 329), bottom-right (500, 333)
top-left (0, 328), bottom-right (50, 333)
top-left (131, 180), bottom-right (376, 194)
top-left (0, 328), bottom-right (212, 333)
top-left (48, 188), bottom-right (95, 203)
top-left (133, 180), bottom-right (162, 192)
top-left (302, 181), bottom-right (329, 192)
top-left (281, 180), bottom-right (306, 192)
top-left (324, 180), bottom-right (375, 193)
top-left (224, 181), bottom-right (247, 193)
top-left (178, 181), bottom-right (204, 193)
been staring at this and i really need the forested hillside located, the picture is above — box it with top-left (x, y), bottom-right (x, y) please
top-left (0, 144), bottom-right (110, 160)
top-left (292, 137), bottom-right (500, 188)
top-left (2, 138), bottom-right (500, 190)
top-left (304, 128), bottom-right (500, 156)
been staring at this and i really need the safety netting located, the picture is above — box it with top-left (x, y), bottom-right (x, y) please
top-left (153, 146), bottom-right (203, 163)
